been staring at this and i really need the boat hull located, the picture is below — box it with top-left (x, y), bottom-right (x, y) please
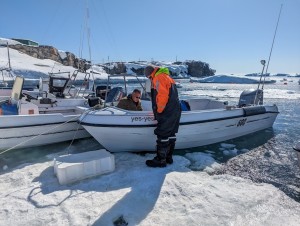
top-left (0, 114), bottom-right (91, 151)
top-left (79, 105), bottom-right (279, 152)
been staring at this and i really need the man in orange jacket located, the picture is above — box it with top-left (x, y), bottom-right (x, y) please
top-left (144, 65), bottom-right (181, 167)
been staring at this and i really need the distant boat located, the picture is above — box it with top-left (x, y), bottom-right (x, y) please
top-left (280, 78), bottom-right (287, 82)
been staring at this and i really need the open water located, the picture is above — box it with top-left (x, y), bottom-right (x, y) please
top-left (180, 76), bottom-right (300, 202)
top-left (1, 76), bottom-right (299, 202)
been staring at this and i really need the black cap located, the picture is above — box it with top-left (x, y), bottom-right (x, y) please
top-left (144, 65), bottom-right (155, 77)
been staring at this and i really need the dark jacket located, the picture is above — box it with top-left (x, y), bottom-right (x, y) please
top-left (117, 94), bottom-right (143, 111)
top-left (149, 67), bottom-right (181, 138)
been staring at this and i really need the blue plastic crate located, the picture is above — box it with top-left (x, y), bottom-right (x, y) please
top-left (1, 103), bottom-right (18, 115)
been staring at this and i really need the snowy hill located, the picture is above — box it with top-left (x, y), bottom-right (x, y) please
top-left (2, 37), bottom-right (292, 84)
top-left (0, 45), bottom-right (110, 81)
top-left (0, 37), bottom-right (217, 80)
top-left (0, 45), bottom-right (191, 81)
top-left (0, 45), bottom-right (279, 86)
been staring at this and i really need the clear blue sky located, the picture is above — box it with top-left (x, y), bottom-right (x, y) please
top-left (1, 0), bottom-right (299, 74)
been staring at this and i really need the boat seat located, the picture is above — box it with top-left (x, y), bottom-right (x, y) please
top-left (188, 99), bottom-right (226, 110)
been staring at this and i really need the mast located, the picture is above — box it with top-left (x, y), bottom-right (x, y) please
top-left (85, 0), bottom-right (95, 91)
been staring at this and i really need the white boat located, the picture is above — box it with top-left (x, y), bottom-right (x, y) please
top-left (0, 75), bottom-right (95, 151)
top-left (78, 74), bottom-right (279, 152)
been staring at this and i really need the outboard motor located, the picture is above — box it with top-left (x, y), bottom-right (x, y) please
top-left (238, 89), bottom-right (263, 107)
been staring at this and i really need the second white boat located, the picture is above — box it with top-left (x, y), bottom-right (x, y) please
top-left (79, 96), bottom-right (279, 152)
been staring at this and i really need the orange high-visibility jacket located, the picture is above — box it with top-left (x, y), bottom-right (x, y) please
top-left (149, 67), bottom-right (176, 113)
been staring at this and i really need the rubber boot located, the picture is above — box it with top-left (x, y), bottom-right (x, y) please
top-left (166, 138), bottom-right (176, 164)
top-left (166, 144), bottom-right (174, 164)
top-left (146, 141), bottom-right (168, 168)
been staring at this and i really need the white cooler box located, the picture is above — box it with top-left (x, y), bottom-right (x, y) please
top-left (54, 149), bottom-right (115, 185)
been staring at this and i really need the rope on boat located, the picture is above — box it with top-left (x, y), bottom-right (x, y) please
top-left (66, 121), bottom-right (82, 155)
top-left (65, 107), bottom-right (97, 154)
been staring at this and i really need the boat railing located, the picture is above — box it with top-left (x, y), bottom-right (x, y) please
top-left (103, 73), bottom-right (150, 107)
top-left (47, 71), bottom-right (94, 99)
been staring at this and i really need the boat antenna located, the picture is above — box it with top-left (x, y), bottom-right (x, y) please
top-left (262, 4), bottom-right (283, 89)
top-left (85, 0), bottom-right (95, 91)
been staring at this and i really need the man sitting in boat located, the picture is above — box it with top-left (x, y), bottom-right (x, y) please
top-left (116, 89), bottom-right (143, 111)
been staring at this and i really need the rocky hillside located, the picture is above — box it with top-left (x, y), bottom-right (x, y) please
top-left (8, 44), bottom-right (90, 72)
top-left (5, 40), bottom-right (215, 78)
top-left (99, 60), bottom-right (215, 78)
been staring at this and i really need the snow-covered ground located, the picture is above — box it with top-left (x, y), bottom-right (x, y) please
top-left (1, 149), bottom-right (300, 226)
